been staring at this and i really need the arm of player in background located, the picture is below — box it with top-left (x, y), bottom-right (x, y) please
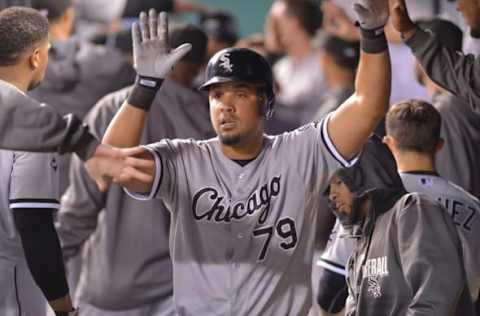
top-left (57, 151), bottom-right (107, 260)
top-left (0, 81), bottom-right (98, 160)
top-left (57, 92), bottom-right (125, 258)
top-left (13, 209), bottom-right (74, 313)
top-left (397, 195), bottom-right (466, 315)
top-left (327, 42), bottom-right (391, 160)
top-left (390, 0), bottom-right (480, 114)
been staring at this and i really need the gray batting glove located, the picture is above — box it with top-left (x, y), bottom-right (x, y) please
top-left (353, 0), bottom-right (389, 30)
top-left (132, 9), bottom-right (192, 80)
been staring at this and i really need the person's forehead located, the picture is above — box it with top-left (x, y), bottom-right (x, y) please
top-left (209, 82), bottom-right (258, 92)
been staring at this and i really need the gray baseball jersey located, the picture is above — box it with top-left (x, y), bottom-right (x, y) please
top-left (129, 116), bottom-right (355, 316)
top-left (400, 171), bottom-right (480, 300)
top-left (317, 220), bottom-right (357, 276)
top-left (0, 149), bottom-right (60, 315)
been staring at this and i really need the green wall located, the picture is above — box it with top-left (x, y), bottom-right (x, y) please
top-left (197, 0), bottom-right (274, 36)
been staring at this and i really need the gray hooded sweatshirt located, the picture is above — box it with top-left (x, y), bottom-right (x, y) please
top-left (335, 137), bottom-right (475, 316)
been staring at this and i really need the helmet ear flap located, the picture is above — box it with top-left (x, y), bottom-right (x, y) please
top-left (257, 90), bottom-right (274, 119)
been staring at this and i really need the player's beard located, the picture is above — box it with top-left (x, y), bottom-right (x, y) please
top-left (219, 133), bottom-right (243, 146)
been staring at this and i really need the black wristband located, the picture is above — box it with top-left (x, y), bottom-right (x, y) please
top-left (359, 27), bottom-right (388, 54)
top-left (126, 76), bottom-right (164, 111)
top-left (55, 309), bottom-right (75, 316)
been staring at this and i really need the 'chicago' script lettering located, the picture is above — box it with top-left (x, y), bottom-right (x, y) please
top-left (192, 176), bottom-right (281, 224)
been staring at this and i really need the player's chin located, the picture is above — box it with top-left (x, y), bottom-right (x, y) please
top-left (218, 133), bottom-right (242, 146)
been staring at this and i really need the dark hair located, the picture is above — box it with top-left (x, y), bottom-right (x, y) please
top-left (0, 7), bottom-right (49, 66)
top-left (200, 10), bottom-right (238, 46)
top-left (386, 100), bottom-right (442, 155)
top-left (282, 0), bottom-right (322, 37)
top-left (170, 24), bottom-right (208, 64)
top-left (31, 0), bottom-right (72, 22)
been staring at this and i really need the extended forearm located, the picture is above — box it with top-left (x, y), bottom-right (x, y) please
top-left (0, 82), bottom-right (99, 159)
top-left (103, 102), bottom-right (149, 148)
top-left (406, 28), bottom-right (480, 111)
top-left (355, 48), bottom-right (391, 123)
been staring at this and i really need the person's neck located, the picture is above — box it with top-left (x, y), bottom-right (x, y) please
top-left (220, 134), bottom-right (264, 160)
top-left (167, 71), bottom-right (192, 88)
top-left (0, 69), bottom-right (29, 92)
top-left (286, 38), bottom-right (314, 63)
top-left (394, 151), bottom-right (437, 174)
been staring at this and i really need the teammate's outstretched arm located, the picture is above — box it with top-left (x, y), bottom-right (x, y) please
top-left (390, 0), bottom-right (480, 113)
top-left (103, 10), bottom-right (191, 148)
top-left (327, 0), bottom-right (391, 161)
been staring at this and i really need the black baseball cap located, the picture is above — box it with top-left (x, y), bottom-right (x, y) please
top-left (30, 0), bottom-right (71, 21)
top-left (199, 10), bottom-right (238, 46)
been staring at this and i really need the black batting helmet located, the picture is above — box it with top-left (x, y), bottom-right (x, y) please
top-left (199, 47), bottom-right (275, 119)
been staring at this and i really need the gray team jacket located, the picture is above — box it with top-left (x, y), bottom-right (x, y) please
top-left (345, 190), bottom-right (475, 316)
top-left (406, 27), bottom-right (480, 114)
top-left (29, 37), bottom-right (135, 119)
top-left (0, 80), bottom-right (98, 160)
top-left (57, 80), bottom-right (213, 310)
top-left (432, 92), bottom-right (480, 199)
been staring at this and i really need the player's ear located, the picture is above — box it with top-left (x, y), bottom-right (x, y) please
top-left (29, 48), bottom-right (41, 70)
top-left (382, 135), bottom-right (393, 148)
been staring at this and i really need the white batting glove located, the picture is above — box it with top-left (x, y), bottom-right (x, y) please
top-left (132, 9), bottom-right (192, 81)
top-left (353, 0), bottom-right (389, 30)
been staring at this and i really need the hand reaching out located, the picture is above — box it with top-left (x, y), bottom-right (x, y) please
top-left (389, 0), bottom-right (417, 39)
top-left (85, 145), bottom-right (155, 193)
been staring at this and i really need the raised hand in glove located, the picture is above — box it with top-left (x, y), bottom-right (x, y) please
top-left (128, 9), bottom-right (192, 110)
top-left (353, 0), bottom-right (389, 31)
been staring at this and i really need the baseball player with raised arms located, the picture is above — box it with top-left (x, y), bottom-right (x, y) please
top-left (99, 2), bottom-right (391, 314)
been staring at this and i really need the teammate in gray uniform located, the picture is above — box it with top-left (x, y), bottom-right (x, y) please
top-left (57, 24), bottom-right (212, 316)
top-left (389, 0), bottom-right (480, 114)
top-left (328, 136), bottom-right (474, 315)
top-left (98, 3), bottom-right (392, 315)
top-left (0, 7), bottom-right (75, 315)
top-left (383, 100), bottom-right (480, 310)
top-left (30, 0), bottom-right (135, 119)
top-left (412, 18), bottom-right (480, 199)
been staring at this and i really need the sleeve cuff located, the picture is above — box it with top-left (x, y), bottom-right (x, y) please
top-left (9, 199), bottom-right (60, 210)
top-left (316, 258), bottom-right (347, 276)
top-left (124, 146), bottom-right (161, 201)
top-left (320, 115), bottom-right (359, 168)
top-left (404, 28), bottom-right (433, 52)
